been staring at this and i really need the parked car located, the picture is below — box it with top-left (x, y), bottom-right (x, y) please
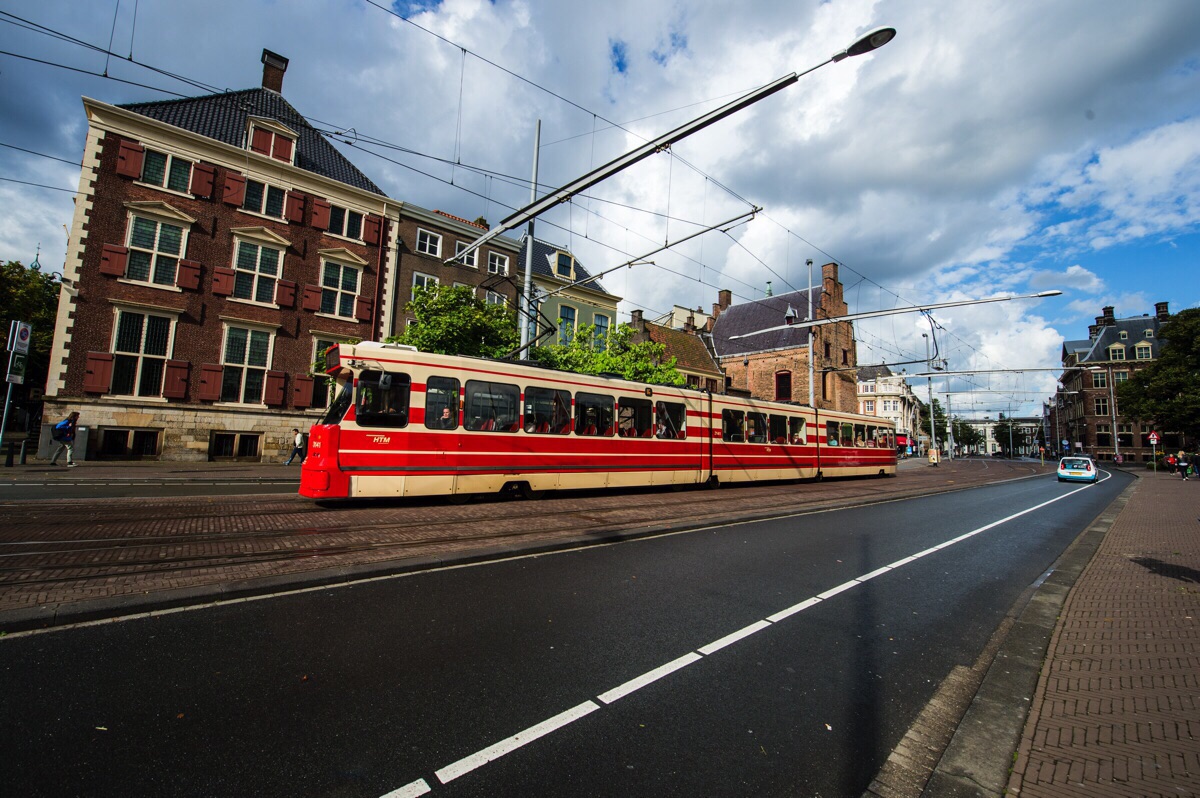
top-left (1057, 456), bottom-right (1099, 483)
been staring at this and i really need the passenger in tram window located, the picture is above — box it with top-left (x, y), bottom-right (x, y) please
top-left (437, 406), bottom-right (456, 429)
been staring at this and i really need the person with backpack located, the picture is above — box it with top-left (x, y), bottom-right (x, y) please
top-left (49, 411), bottom-right (80, 467)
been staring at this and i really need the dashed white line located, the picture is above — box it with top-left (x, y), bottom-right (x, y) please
top-left (697, 620), bottom-right (772, 656)
top-left (380, 778), bottom-right (431, 797)
top-left (596, 652), bottom-right (703, 705)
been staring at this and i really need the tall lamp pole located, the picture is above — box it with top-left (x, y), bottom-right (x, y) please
top-left (923, 332), bottom-right (937, 458)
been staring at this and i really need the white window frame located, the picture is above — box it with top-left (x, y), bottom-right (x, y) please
top-left (326, 204), bottom-right (364, 240)
top-left (558, 304), bottom-right (577, 344)
top-left (1108, 345), bottom-right (1126, 361)
top-left (218, 322), bottom-right (275, 406)
top-left (1134, 344), bottom-right (1152, 360)
top-left (416, 229), bottom-right (442, 257)
top-left (123, 207), bottom-right (192, 290)
top-left (488, 252), bottom-right (509, 275)
top-left (413, 272), bottom-right (439, 292)
top-left (484, 289), bottom-right (506, 307)
top-left (246, 118), bottom-right (298, 166)
top-left (319, 258), bottom-right (362, 320)
top-left (241, 177), bottom-right (288, 219)
top-left (554, 251), bottom-right (574, 279)
top-left (230, 230), bottom-right (286, 307)
top-left (454, 242), bottom-right (477, 269)
top-left (138, 148), bottom-right (193, 194)
top-left (108, 305), bottom-right (179, 400)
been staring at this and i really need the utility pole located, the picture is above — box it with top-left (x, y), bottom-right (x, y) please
top-left (518, 121), bottom-right (540, 360)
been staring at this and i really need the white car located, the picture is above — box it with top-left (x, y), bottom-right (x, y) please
top-left (1057, 456), bottom-right (1099, 483)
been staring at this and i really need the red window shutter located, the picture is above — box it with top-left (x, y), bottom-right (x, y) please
top-left (354, 296), bottom-right (374, 322)
top-left (250, 127), bottom-right (273, 155)
top-left (272, 136), bottom-right (294, 162)
top-left (177, 259), bottom-right (201, 290)
top-left (222, 172), bottom-right (246, 206)
top-left (363, 214), bottom-right (382, 245)
top-left (162, 360), bottom-right (190, 399)
top-left (301, 285), bottom-right (323, 312)
top-left (83, 352), bottom-right (114, 393)
top-left (285, 191), bottom-right (307, 224)
top-left (263, 371), bottom-right (286, 406)
top-left (292, 374), bottom-right (314, 410)
top-left (116, 140), bottom-right (144, 178)
top-left (100, 244), bottom-right (129, 277)
top-left (190, 163), bottom-right (216, 198)
top-left (197, 364), bottom-right (224, 401)
top-left (311, 198), bottom-right (331, 230)
top-left (274, 279), bottom-right (297, 308)
top-left (212, 266), bottom-right (236, 296)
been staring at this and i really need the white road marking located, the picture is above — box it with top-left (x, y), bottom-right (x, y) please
top-left (377, 471), bottom-right (1108, 797)
top-left (435, 701), bottom-right (600, 784)
top-left (380, 779), bottom-right (431, 797)
top-left (597, 653), bottom-right (703, 705)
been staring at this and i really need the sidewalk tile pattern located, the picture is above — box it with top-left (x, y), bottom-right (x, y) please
top-left (1009, 474), bottom-right (1200, 797)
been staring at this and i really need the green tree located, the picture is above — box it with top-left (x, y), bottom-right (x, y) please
top-left (952, 418), bottom-right (985, 453)
top-left (992, 413), bottom-right (1028, 456)
top-left (531, 323), bottom-right (685, 385)
top-left (917, 398), bottom-right (949, 449)
top-left (390, 284), bottom-right (519, 358)
top-left (0, 260), bottom-right (61, 399)
top-left (1119, 308), bottom-right (1200, 441)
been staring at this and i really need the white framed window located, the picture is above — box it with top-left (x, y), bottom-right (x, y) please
top-left (1119, 330), bottom-right (1128, 339)
top-left (310, 337), bottom-right (341, 409)
top-left (320, 260), bottom-right (360, 318)
top-left (413, 272), bottom-right (439, 292)
top-left (241, 178), bottom-right (287, 219)
top-left (558, 304), bottom-right (576, 344)
top-left (220, 325), bottom-right (273, 404)
top-left (593, 313), bottom-right (610, 351)
top-left (1114, 371), bottom-right (1129, 383)
top-left (416, 229), bottom-right (442, 257)
top-left (484, 290), bottom-right (506, 306)
top-left (864, 400), bottom-right (875, 413)
top-left (1108, 345), bottom-right (1125, 361)
top-left (1092, 371), bottom-right (1107, 389)
top-left (1094, 396), bottom-right (1109, 417)
top-left (232, 239), bottom-right (281, 304)
top-left (488, 252), bottom-right (509, 275)
top-left (1135, 344), bottom-right (1152, 360)
top-left (555, 252), bottom-right (574, 278)
top-left (110, 308), bottom-right (176, 397)
top-left (126, 214), bottom-right (186, 287)
top-left (1144, 329), bottom-right (1155, 338)
top-left (247, 121), bottom-right (297, 164)
top-left (862, 384), bottom-right (876, 393)
top-left (139, 149), bottom-right (192, 193)
top-left (454, 242), bottom-right (477, 268)
top-left (327, 205), bottom-right (363, 239)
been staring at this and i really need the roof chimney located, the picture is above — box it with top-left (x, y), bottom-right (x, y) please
top-left (261, 49), bottom-right (289, 93)
top-left (1155, 301), bottom-right (1170, 321)
top-left (629, 309), bottom-right (644, 331)
top-left (1088, 324), bottom-right (1099, 340)
top-left (717, 289), bottom-right (732, 311)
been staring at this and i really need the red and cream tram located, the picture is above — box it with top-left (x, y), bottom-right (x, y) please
top-left (299, 342), bottom-right (896, 500)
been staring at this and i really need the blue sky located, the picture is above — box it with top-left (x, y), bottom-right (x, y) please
top-left (1, 0), bottom-right (1198, 418)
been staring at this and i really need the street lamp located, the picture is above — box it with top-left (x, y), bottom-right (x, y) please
top-left (923, 332), bottom-right (937, 459)
top-left (453, 26), bottom-right (897, 264)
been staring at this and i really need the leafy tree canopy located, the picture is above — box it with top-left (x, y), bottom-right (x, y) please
top-left (1118, 308), bottom-right (1200, 440)
top-left (531, 323), bottom-right (685, 385)
top-left (0, 260), bottom-right (61, 398)
top-left (388, 284), bottom-right (519, 358)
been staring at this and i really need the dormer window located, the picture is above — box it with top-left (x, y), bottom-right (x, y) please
top-left (1144, 329), bottom-right (1154, 338)
top-left (246, 118), bottom-right (297, 165)
top-left (555, 252), bottom-right (574, 279)
top-left (1108, 345), bottom-right (1125, 361)
top-left (1119, 330), bottom-right (1128, 339)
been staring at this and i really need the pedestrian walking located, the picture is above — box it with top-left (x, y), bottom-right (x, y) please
top-left (284, 428), bottom-right (306, 465)
top-left (1179, 451), bottom-right (1190, 481)
top-left (49, 411), bottom-right (80, 467)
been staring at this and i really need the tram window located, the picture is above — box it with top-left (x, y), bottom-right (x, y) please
top-left (356, 370), bottom-right (412, 428)
top-left (574, 392), bottom-right (614, 436)
top-left (865, 426), bottom-right (878, 447)
top-left (424, 376), bottom-right (460, 430)
top-left (321, 378), bottom-right (353, 425)
top-left (769, 414), bottom-right (788, 444)
top-left (789, 417), bottom-right (807, 445)
top-left (525, 386), bottom-right (572, 434)
top-left (826, 421), bottom-right (840, 446)
top-left (618, 397), bottom-right (653, 438)
top-left (746, 411), bottom-right (768, 443)
top-left (841, 423), bottom-right (855, 446)
top-left (854, 424), bottom-right (867, 446)
top-left (655, 401), bottom-right (686, 439)
top-left (723, 409), bottom-right (745, 442)
top-left (465, 380), bottom-right (520, 432)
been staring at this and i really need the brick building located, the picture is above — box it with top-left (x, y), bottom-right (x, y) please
top-left (627, 309), bottom-right (723, 392)
top-left (708, 262), bottom-right (857, 411)
top-left (1057, 302), bottom-right (1173, 462)
top-left (42, 50), bottom-right (519, 462)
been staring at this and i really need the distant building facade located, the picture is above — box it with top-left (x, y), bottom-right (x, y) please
top-left (517, 238), bottom-right (621, 350)
top-left (1058, 303), bottom-right (1173, 462)
top-left (628, 309), bottom-right (723, 392)
top-left (856, 364), bottom-right (920, 452)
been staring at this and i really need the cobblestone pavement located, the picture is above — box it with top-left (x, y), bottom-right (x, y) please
top-left (1007, 471), bottom-right (1200, 798)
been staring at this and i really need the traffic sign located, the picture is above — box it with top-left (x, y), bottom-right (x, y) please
top-left (7, 320), bottom-right (32, 355)
top-left (6, 349), bottom-right (26, 385)
top-left (1148, 431), bottom-right (1159, 445)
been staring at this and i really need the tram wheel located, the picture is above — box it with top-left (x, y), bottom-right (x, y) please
top-left (516, 481), bottom-right (545, 500)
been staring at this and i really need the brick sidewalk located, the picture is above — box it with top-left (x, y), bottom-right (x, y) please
top-left (1008, 472), bottom-right (1200, 797)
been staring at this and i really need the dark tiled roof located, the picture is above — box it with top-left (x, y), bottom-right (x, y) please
top-left (1065, 314), bottom-right (1163, 364)
top-left (517, 238), bottom-right (616, 297)
top-left (643, 322), bottom-right (722, 377)
top-left (120, 88), bottom-right (385, 196)
top-left (711, 288), bottom-right (820, 357)
top-left (857, 364), bottom-right (894, 382)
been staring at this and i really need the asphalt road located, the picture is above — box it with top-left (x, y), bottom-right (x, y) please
top-left (0, 468), bottom-right (1129, 797)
